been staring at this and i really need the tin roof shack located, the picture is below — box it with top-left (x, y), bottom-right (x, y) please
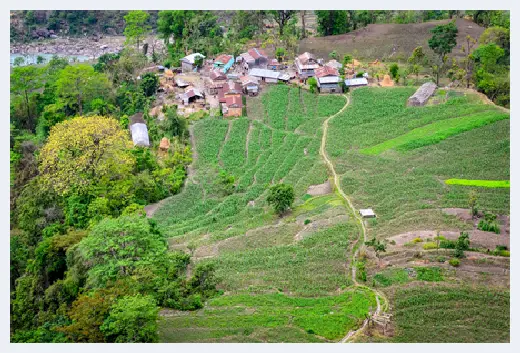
top-left (239, 48), bottom-right (268, 70)
top-left (222, 95), bottom-right (243, 117)
top-left (344, 77), bottom-right (368, 88)
top-left (408, 82), bottom-right (437, 106)
top-left (218, 80), bottom-right (242, 103)
top-left (181, 53), bottom-right (205, 73)
top-left (129, 113), bottom-right (150, 147)
top-left (315, 66), bottom-right (341, 93)
top-left (326, 59), bottom-right (343, 71)
top-left (240, 75), bottom-right (259, 96)
top-left (208, 69), bottom-right (228, 95)
top-left (267, 58), bottom-right (282, 70)
top-left (359, 208), bottom-right (376, 218)
top-left (214, 54), bottom-right (235, 73)
top-left (295, 52), bottom-right (320, 79)
top-left (182, 88), bottom-right (204, 105)
top-left (250, 68), bottom-right (280, 84)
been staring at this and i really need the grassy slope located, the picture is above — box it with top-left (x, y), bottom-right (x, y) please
top-left (326, 87), bottom-right (509, 239)
top-left (154, 87), bottom-right (376, 342)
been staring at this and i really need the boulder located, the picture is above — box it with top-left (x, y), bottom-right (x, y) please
top-left (408, 82), bottom-right (437, 106)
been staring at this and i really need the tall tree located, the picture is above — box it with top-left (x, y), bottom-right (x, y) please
top-left (10, 66), bottom-right (43, 131)
top-left (300, 10), bottom-right (307, 38)
top-left (268, 10), bottom-right (296, 36)
top-left (124, 10), bottom-right (151, 51)
top-left (316, 10), bottom-right (348, 36)
top-left (428, 21), bottom-right (458, 85)
top-left (55, 64), bottom-right (112, 115)
top-left (39, 116), bottom-right (134, 196)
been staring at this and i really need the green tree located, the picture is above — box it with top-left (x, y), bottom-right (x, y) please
top-left (13, 56), bottom-right (25, 67)
top-left (140, 72), bottom-right (159, 97)
top-left (329, 50), bottom-right (338, 60)
top-left (307, 76), bottom-right (318, 93)
top-left (275, 47), bottom-right (285, 62)
top-left (365, 237), bottom-right (387, 264)
top-left (389, 63), bottom-right (399, 79)
top-left (316, 10), bottom-right (349, 36)
top-left (408, 46), bottom-right (426, 83)
top-left (124, 10), bottom-right (151, 51)
top-left (55, 64), bottom-right (112, 115)
top-left (428, 22), bottom-right (458, 85)
top-left (267, 184), bottom-right (295, 216)
top-left (36, 55), bottom-right (46, 65)
top-left (39, 116), bottom-right (134, 196)
top-left (10, 66), bottom-right (43, 131)
top-left (468, 190), bottom-right (478, 218)
top-left (268, 10), bottom-right (296, 36)
top-left (77, 215), bottom-right (166, 288)
top-left (454, 232), bottom-right (470, 258)
top-left (100, 294), bottom-right (159, 343)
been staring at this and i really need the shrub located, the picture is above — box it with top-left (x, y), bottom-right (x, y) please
top-left (449, 258), bottom-right (460, 267)
top-left (304, 219), bottom-right (311, 225)
top-left (412, 237), bottom-right (423, 243)
top-left (436, 256), bottom-right (446, 263)
top-left (478, 214), bottom-right (501, 234)
top-left (422, 242), bottom-right (437, 250)
top-left (389, 63), bottom-right (399, 79)
top-left (440, 239), bottom-right (456, 249)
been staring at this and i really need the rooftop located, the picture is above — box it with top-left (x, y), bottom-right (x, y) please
top-left (182, 53), bottom-right (205, 64)
top-left (315, 65), bottom-right (339, 78)
top-left (215, 54), bottom-right (233, 65)
top-left (249, 68), bottom-right (280, 79)
top-left (248, 48), bottom-right (267, 60)
top-left (344, 77), bottom-right (368, 86)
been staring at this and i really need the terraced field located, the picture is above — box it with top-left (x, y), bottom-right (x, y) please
top-left (154, 86), bottom-right (376, 342)
top-left (392, 286), bottom-right (510, 342)
top-left (326, 87), bottom-right (510, 239)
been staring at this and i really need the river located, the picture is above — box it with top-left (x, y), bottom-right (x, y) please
top-left (10, 53), bottom-right (92, 67)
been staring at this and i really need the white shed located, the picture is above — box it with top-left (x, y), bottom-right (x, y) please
top-left (359, 208), bottom-right (376, 218)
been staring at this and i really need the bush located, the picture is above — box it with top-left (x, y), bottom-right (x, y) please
top-left (304, 219), bottom-right (311, 225)
top-left (449, 258), bottom-right (460, 267)
top-left (422, 242), bottom-right (437, 250)
top-left (389, 63), bottom-right (399, 79)
top-left (436, 256), bottom-right (446, 263)
top-left (478, 214), bottom-right (501, 234)
top-left (412, 237), bottom-right (423, 243)
top-left (440, 239), bottom-right (456, 249)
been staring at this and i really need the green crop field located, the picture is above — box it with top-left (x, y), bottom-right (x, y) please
top-left (392, 286), bottom-right (510, 342)
top-left (445, 179), bottom-right (510, 188)
top-left (326, 87), bottom-right (510, 238)
top-left (153, 86), bottom-right (372, 342)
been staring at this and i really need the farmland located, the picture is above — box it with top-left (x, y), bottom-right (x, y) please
top-left (445, 179), bottom-right (510, 188)
top-left (326, 87), bottom-right (510, 239)
top-left (153, 85), bottom-right (509, 343)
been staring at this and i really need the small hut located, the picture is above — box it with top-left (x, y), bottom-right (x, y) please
top-left (359, 208), bottom-right (376, 218)
top-left (408, 82), bottom-right (437, 106)
top-left (129, 113), bottom-right (150, 147)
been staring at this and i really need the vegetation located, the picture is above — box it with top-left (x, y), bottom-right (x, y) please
top-left (445, 179), bottom-right (510, 188)
top-left (393, 286), bottom-right (509, 342)
top-left (267, 184), bottom-right (295, 215)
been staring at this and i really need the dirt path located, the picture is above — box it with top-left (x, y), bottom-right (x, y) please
top-left (318, 94), bottom-right (387, 343)
top-left (187, 124), bottom-right (198, 183)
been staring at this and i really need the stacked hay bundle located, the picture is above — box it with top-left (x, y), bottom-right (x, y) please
top-left (380, 74), bottom-right (394, 87)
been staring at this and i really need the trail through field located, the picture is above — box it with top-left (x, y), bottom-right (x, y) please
top-left (318, 94), bottom-right (387, 343)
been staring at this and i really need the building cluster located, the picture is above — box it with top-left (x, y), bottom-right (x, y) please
top-left (130, 48), bottom-right (374, 147)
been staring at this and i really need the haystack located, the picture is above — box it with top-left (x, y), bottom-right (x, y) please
top-left (164, 69), bottom-right (174, 80)
top-left (159, 137), bottom-right (170, 151)
top-left (380, 74), bottom-right (394, 87)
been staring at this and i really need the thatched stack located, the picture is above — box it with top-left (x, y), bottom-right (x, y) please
top-left (159, 137), bottom-right (170, 151)
top-left (408, 82), bottom-right (437, 106)
top-left (380, 74), bottom-right (394, 87)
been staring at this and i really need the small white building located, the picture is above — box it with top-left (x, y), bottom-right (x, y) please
top-left (344, 77), bottom-right (368, 88)
top-left (359, 208), bottom-right (376, 218)
top-left (181, 53), bottom-right (205, 73)
top-left (249, 68), bottom-right (280, 83)
top-left (129, 113), bottom-right (150, 147)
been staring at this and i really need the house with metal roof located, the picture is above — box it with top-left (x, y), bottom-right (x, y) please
top-left (214, 54), bottom-right (235, 73)
top-left (249, 68), bottom-right (280, 83)
top-left (240, 75), bottom-right (259, 96)
top-left (182, 88), bottom-right (204, 105)
top-left (129, 113), bottom-right (150, 147)
top-left (344, 77), bottom-right (368, 88)
top-left (315, 66), bottom-right (341, 93)
top-left (222, 95), bottom-right (243, 117)
top-left (181, 53), bottom-right (205, 73)
top-left (295, 52), bottom-right (320, 79)
top-left (238, 48), bottom-right (268, 70)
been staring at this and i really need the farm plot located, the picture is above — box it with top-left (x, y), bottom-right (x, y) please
top-left (392, 286), bottom-right (510, 342)
top-left (159, 287), bottom-right (377, 343)
top-left (445, 179), bottom-right (510, 188)
top-left (326, 87), bottom-right (510, 239)
top-left (154, 86), bottom-right (359, 342)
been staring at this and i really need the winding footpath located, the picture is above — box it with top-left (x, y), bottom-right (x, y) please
top-left (318, 94), bottom-right (388, 343)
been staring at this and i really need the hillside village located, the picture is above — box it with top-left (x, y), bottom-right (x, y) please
top-left (9, 9), bottom-right (510, 345)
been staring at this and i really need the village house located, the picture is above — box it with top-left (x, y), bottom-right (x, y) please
top-left (181, 53), bottom-right (205, 73)
top-left (207, 69), bottom-right (228, 95)
top-left (129, 112), bottom-right (150, 147)
top-left (240, 75), bottom-right (259, 96)
top-left (182, 87), bottom-right (204, 105)
top-left (249, 68), bottom-right (280, 83)
top-left (222, 95), bottom-right (243, 117)
top-left (295, 52), bottom-right (320, 79)
top-left (315, 65), bottom-right (342, 93)
top-left (218, 80), bottom-right (243, 117)
top-left (325, 59), bottom-right (343, 71)
top-left (344, 77), bottom-right (369, 88)
top-left (238, 48), bottom-right (268, 70)
top-left (213, 54), bottom-right (235, 73)
top-left (267, 58), bottom-right (282, 70)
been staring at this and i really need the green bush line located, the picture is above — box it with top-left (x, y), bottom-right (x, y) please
top-left (360, 111), bottom-right (509, 155)
top-left (445, 179), bottom-right (510, 188)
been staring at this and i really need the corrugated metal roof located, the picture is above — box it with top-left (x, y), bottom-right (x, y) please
top-left (181, 53), bottom-right (205, 64)
top-left (318, 76), bottom-right (341, 84)
top-left (130, 123), bottom-right (150, 147)
top-left (315, 65), bottom-right (339, 78)
top-left (250, 68), bottom-right (280, 79)
top-left (344, 77), bottom-right (368, 86)
top-left (239, 52), bottom-right (255, 63)
top-left (278, 73), bottom-right (291, 81)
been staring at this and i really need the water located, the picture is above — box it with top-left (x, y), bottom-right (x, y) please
top-left (10, 53), bottom-right (92, 67)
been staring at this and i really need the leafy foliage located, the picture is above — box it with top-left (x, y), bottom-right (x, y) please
top-left (267, 184), bottom-right (295, 215)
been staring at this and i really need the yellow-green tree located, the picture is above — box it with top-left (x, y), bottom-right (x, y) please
top-left (124, 10), bottom-right (151, 51)
top-left (39, 116), bottom-right (134, 196)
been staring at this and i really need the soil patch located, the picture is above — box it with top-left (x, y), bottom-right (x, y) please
top-left (306, 180), bottom-right (332, 196)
